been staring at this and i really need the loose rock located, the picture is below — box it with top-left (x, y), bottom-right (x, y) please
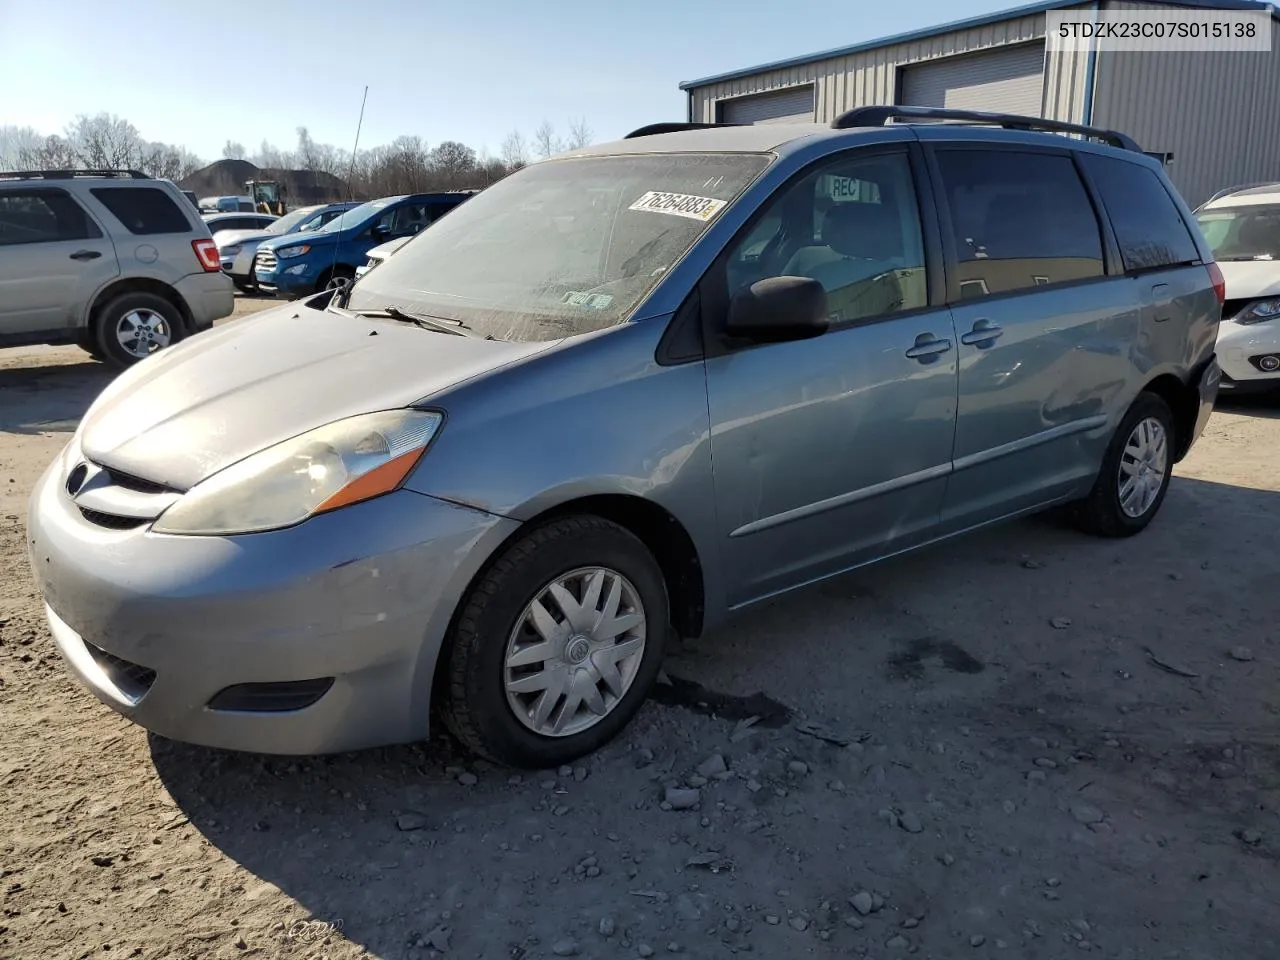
top-left (850, 892), bottom-right (874, 916)
top-left (457, 772), bottom-right (478, 787)
top-left (426, 925), bottom-right (452, 951)
top-left (665, 787), bottom-right (701, 810)
top-left (898, 812), bottom-right (923, 834)
top-left (638, 946), bottom-right (655, 958)
top-left (789, 917), bottom-right (809, 931)
top-left (970, 934), bottom-right (986, 947)
top-left (396, 813), bottom-right (430, 832)
top-left (1072, 805), bottom-right (1105, 825)
top-left (599, 917), bottom-right (616, 937)
top-left (1051, 617), bottom-right (1072, 629)
top-left (697, 754), bottom-right (728, 778)
top-left (1230, 646), bottom-right (1255, 662)
top-left (551, 938), bottom-right (580, 956)
top-left (887, 934), bottom-right (910, 950)
top-left (788, 760), bottom-right (809, 776)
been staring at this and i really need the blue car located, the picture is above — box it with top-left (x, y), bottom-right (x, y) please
top-left (254, 192), bottom-right (474, 297)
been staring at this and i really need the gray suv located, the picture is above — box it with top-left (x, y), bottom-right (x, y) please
top-left (0, 169), bottom-right (234, 367)
top-left (28, 108), bottom-right (1221, 767)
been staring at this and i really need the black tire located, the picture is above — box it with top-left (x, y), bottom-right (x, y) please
top-left (74, 330), bottom-right (106, 363)
top-left (94, 292), bottom-right (184, 370)
top-left (1070, 392), bottom-right (1176, 538)
top-left (440, 515), bottom-right (669, 768)
top-left (318, 265), bottom-right (354, 294)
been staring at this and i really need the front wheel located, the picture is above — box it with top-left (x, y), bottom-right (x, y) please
top-left (440, 516), bottom-right (669, 768)
top-left (1070, 392), bottom-right (1175, 538)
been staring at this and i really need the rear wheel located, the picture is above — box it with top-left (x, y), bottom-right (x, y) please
top-left (93, 292), bottom-right (184, 370)
top-left (1070, 392), bottom-right (1175, 538)
top-left (440, 515), bottom-right (669, 768)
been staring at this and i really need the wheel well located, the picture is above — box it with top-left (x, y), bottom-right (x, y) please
top-left (1141, 373), bottom-right (1199, 462)
top-left (88, 278), bottom-right (192, 336)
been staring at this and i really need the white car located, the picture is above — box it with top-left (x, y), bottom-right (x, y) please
top-left (354, 234), bottom-right (412, 279)
top-left (1195, 184), bottom-right (1280, 393)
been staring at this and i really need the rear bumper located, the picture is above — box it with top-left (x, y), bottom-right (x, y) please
top-left (1186, 353), bottom-right (1221, 452)
top-left (174, 271), bottom-right (234, 330)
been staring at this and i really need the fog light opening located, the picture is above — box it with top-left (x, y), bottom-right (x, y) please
top-left (1257, 355), bottom-right (1280, 373)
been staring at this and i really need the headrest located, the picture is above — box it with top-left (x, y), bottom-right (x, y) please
top-left (823, 201), bottom-right (902, 259)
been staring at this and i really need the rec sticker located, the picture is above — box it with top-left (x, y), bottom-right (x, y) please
top-left (563, 291), bottom-right (614, 309)
top-left (628, 191), bottom-right (727, 222)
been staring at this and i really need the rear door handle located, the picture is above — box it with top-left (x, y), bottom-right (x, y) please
top-left (961, 319), bottom-right (1004, 347)
top-left (69, 250), bottom-right (102, 261)
top-left (905, 333), bottom-right (953, 363)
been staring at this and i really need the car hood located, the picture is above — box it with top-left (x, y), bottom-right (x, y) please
top-left (213, 228), bottom-right (275, 248)
top-left (1218, 259), bottom-right (1280, 299)
top-left (258, 229), bottom-right (340, 252)
top-left (78, 302), bottom-right (554, 490)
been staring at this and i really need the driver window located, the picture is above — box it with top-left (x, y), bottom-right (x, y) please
top-left (725, 152), bottom-right (927, 326)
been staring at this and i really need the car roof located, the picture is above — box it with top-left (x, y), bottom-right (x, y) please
top-left (560, 121), bottom-right (1149, 164)
top-left (1201, 184), bottom-right (1280, 208)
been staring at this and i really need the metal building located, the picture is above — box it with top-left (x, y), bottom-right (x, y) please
top-left (679, 0), bottom-right (1280, 206)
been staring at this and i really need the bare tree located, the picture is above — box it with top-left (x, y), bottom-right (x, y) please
top-left (18, 134), bottom-right (79, 170)
top-left (254, 139), bottom-right (292, 170)
top-left (500, 130), bottom-right (529, 169)
top-left (429, 141), bottom-right (477, 188)
top-left (65, 114), bottom-right (147, 169)
top-left (0, 126), bottom-right (44, 168)
top-left (565, 117), bottom-right (593, 150)
top-left (222, 140), bottom-right (246, 160)
top-left (533, 120), bottom-right (561, 160)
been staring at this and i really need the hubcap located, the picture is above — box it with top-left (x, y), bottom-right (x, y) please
top-left (504, 566), bottom-right (647, 738)
top-left (1118, 416), bottom-right (1168, 518)
top-left (116, 309), bottom-right (172, 359)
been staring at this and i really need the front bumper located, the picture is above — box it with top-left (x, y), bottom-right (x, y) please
top-left (27, 455), bottom-right (518, 754)
top-left (1217, 321), bottom-right (1280, 386)
top-left (174, 271), bottom-right (234, 330)
top-left (255, 260), bottom-right (317, 297)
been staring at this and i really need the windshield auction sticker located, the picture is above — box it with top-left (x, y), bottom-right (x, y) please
top-left (629, 191), bottom-right (727, 222)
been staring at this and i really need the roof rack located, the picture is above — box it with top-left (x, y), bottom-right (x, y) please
top-left (830, 106), bottom-right (1141, 152)
top-left (1199, 180), bottom-right (1280, 207)
top-left (624, 122), bottom-right (741, 139)
top-left (0, 169), bottom-right (150, 181)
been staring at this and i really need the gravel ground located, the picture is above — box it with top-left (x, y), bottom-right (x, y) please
top-left (2, 300), bottom-right (1279, 959)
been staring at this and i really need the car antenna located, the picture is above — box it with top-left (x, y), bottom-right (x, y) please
top-left (331, 84), bottom-right (369, 308)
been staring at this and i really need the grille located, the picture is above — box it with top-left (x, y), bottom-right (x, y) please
top-left (101, 467), bottom-right (172, 495)
top-left (83, 641), bottom-right (156, 701)
top-left (78, 507), bottom-right (148, 530)
top-left (256, 249), bottom-right (278, 272)
top-left (208, 678), bottom-right (335, 713)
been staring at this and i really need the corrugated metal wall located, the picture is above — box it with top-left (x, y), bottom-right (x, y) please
top-left (1090, 2), bottom-right (1280, 207)
top-left (687, 6), bottom-right (1094, 126)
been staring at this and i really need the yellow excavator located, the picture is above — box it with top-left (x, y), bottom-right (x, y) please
top-left (246, 180), bottom-right (287, 216)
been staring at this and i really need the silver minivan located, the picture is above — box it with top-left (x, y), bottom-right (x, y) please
top-left (29, 108), bottom-right (1221, 767)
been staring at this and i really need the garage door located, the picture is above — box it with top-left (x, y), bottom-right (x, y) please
top-left (720, 85), bottom-right (816, 125)
top-left (899, 42), bottom-right (1045, 116)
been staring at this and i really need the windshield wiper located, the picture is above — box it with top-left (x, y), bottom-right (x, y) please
top-left (357, 305), bottom-right (481, 337)
top-left (1217, 254), bottom-right (1275, 261)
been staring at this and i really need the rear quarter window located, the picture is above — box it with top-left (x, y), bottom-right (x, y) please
top-left (90, 187), bottom-right (192, 235)
top-left (1080, 155), bottom-right (1200, 271)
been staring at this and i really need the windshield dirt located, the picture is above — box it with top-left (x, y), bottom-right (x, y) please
top-left (345, 153), bottom-right (771, 341)
top-left (1195, 204), bottom-right (1280, 261)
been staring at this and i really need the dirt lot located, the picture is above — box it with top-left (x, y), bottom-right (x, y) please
top-left (2, 300), bottom-right (1279, 960)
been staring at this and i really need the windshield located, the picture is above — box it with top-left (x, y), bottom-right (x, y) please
top-left (346, 153), bottom-right (770, 341)
top-left (266, 206), bottom-right (319, 234)
top-left (319, 197), bottom-right (399, 234)
top-left (1195, 204), bottom-right (1280, 261)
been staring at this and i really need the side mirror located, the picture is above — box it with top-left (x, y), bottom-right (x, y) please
top-left (725, 276), bottom-right (830, 343)
top-left (371, 224), bottom-right (389, 239)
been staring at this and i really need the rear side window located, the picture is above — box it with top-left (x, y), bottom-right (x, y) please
top-left (1080, 154), bottom-right (1200, 271)
top-left (91, 187), bottom-right (191, 235)
top-left (0, 189), bottom-right (101, 245)
top-left (935, 149), bottom-right (1105, 300)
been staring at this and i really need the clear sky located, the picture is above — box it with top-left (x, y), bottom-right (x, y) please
top-left (0, 0), bottom-right (1015, 160)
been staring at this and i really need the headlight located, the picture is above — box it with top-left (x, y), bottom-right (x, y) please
top-left (1235, 299), bottom-right (1280, 324)
top-left (275, 244), bottom-right (311, 259)
top-left (152, 409), bottom-right (443, 536)
top-left (220, 244), bottom-right (243, 257)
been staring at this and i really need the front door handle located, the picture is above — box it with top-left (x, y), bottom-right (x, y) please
top-left (905, 333), bottom-right (953, 363)
top-left (69, 250), bottom-right (102, 261)
top-left (961, 319), bottom-right (1004, 347)
top-left (1150, 283), bottom-right (1171, 322)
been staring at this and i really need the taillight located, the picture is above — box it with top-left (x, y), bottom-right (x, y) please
top-left (192, 238), bottom-right (220, 272)
top-left (1207, 261), bottom-right (1226, 306)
